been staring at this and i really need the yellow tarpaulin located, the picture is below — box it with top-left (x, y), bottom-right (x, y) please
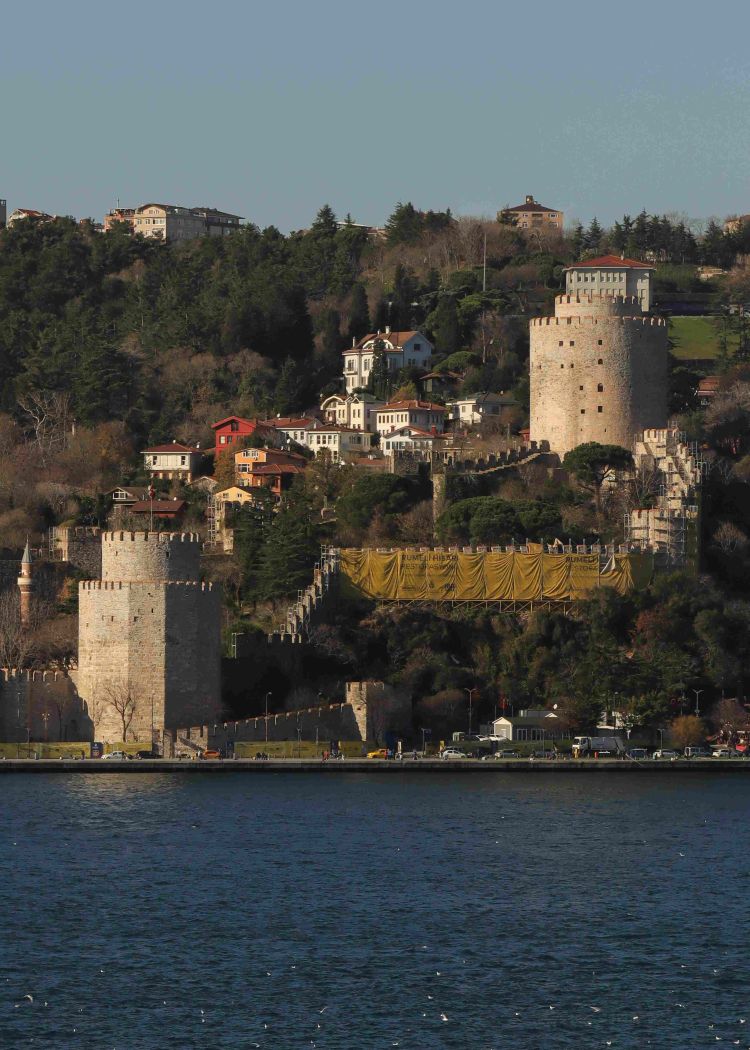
top-left (339, 549), bottom-right (654, 602)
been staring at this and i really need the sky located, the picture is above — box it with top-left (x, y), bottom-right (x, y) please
top-left (2, 0), bottom-right (749, 232)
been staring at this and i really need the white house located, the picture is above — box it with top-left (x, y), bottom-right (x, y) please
top-left (306, 424), bottom-right (374, 461)
top-left (260, 416), bottom-right (323, 446)
top-left (320, 392), bottom-right (385, 433)
top-left (447, 392), bottom-right (519, 426)
top-left (381, 426), bottom-right (447, 455)
top-left (564, 255), bottom-right (655, 311)
top-left (141, 443), bottom-right (202, 482)
top-left (491, 712), bottom-right (562, 742)
top-left (342, 329), bottom-right (433, 393)
top-left (375, 400), bottom-right (446, 436)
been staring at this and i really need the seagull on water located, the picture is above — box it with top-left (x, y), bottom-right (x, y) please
top-left (440, 1013), bottom-right (448, 1022)
top-left (14, 995), bottom-right (33, 1007)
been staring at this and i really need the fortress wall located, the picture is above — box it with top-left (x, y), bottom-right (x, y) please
top-left (530, 315), bottom-right (668, 455)
top-left (101, 531), bottom-right (202, 582)
top-left (163, 582), bottom-right (222, 730)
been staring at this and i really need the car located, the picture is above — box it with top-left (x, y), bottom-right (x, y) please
top-left (684, 746), bottom-right (709, 758)
top-left (712, 748), bottom-right (743, 759)
top-left (102, 750), bottom-right (131, 761)
top-left (532, 749), bottom-right (558, 759)
top-left (626, 748), bottom-right (648, 760)
top-left (134, 750), bottom-right (159, 760)
top-left (483, 749), bottom-right (521, 760)
top-left (652, 749), bottom-right (680, 760)
top-left (367, 748), bottom-right (389, 759)
top-left (440, 748), bottom-right (468, 760)
top-left (198, 750), bottom-right (222, 760)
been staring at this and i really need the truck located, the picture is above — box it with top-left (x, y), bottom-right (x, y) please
top-left (572, 735), bottom-right (627, 758)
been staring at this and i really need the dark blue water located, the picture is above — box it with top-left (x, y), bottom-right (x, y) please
top-left (1, 773), bottom-right (749, 1049)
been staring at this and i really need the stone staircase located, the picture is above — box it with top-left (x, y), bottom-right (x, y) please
top-left (268, 550), bottom-right (340, 644)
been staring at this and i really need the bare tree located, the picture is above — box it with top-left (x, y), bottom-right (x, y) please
top-left (17, 391), bottom-right (73, 465)
top-left (0, 591), bottom-right (35, 669)
top-left (101, 682), bottom-right (139, 742)
top-left (713, 522), bottom-right (748, 555)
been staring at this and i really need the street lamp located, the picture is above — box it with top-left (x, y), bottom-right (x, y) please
top-left (692, 689), bottom-right (704, 716)
top-left (657, 727), bottom-right (664, 753)
top-left (464, 687), bottom-right (477, 737)
top-left (265, 692), bottom-right (272, 744)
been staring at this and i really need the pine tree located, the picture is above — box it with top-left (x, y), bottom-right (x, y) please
top-left (584, 217), bottom-right (603, 252)
top-left (570, 222), bottom-right (585, 260)
top-left (367, 340), bottom-right (392, 400)
top-left (385, 202), bottom-right (424, 246)
top-left (426, 295), bottom-right (461, 355)
top-left (347, 283), bottom-right (371, 343)
top-left (257, 489), bottom-right (320, 600)
top-left (233, 493), bottom-right (275, 599)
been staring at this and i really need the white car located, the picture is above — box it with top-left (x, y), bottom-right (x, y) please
top-left (441, 748), bottom-right (468, 760)
top-left (652, 749), bottom-right (680, 760)
top-left (102, 750), bottom-right (131, 761)
top-left (712, 748), bottom-right (743, 759)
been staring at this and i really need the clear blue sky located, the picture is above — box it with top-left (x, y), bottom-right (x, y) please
top-left (3, 0), bottom-right (749, 232)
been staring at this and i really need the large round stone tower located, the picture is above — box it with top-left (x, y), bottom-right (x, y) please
top-left (77, 532), bottom-right (222, 746)
top-left (530, 285), bottom-right (668, 457)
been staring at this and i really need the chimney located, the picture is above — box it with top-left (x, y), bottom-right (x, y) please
top-left (352, 336), bottom-right (356, 347)
top-left (431, 425), bottom-right (437, 436)
top-left (385, 325), bottom-right (391, 335)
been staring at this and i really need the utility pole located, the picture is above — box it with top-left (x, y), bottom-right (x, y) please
top-left (464, 687), bottom-right (476, 737)
top-left (265, 691), bottom-right (271, 744)
top-left (693, 689), bottom-right (703, 716)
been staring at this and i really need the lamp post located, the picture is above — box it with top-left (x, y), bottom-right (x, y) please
top-left (657, 727), bottom-right (664, 754)
top-left (464, 687), bottom-right (477, 738)
top-left (265, 692), bottom-right (271, 744)
top-left (692, 689), bottom-right (703, 716)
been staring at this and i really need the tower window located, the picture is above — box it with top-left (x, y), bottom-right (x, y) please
top-left (569, 341), bottom-right (575, 346)
top-left (570, 364), bottom-right (574, 369)
top-left (597, 358), bottom-right (603, 364)
top-left (561, 364), bottom-right (564, 369)
top-left (597, 384), bottom-right (603, 392)
top-left (558, 341), bottom-right (563, 346)
top-left (598, 340), bottom-right (603, 345)
top-left (598, 406), bottom-right (603, 413)
top-left (580, 409), bottom-right (585, 414)
top-left (579, 385), bottom-right (583, 391)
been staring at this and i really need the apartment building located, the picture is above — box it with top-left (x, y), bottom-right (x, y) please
top-left (501, 195), bottom-right (563, 231)
top-left (132, 203), bottom-right (243, 242)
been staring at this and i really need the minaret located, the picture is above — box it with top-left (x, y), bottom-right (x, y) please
top-left (18, 539), bottom-right (32, 627)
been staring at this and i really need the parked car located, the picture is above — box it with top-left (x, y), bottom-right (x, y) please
top-left (626, 748), bottom-right (648, 760)
top-left (483, 749), bottom-right (521, 760)
top-left (199, 750), bottom-right (222, 760)
top-left (134, 750), bottom-right (159, 760)
top-left (367, 748), bottom-right (389, 759)
top-left (652, 749), bottom-right (680, 760)
top-left (441, 748), bottom-right (468, 760)
top-left (532, 749), bottom-right (558, 759)
top-left (684, 746), bottom-right (709, 758)
top-left (712, 748), bottom-right (743, 759)
top-left (102, 750), bottom-right (131, 761)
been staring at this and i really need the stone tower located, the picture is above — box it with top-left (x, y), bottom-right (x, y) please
top-left (530, 269), bottom-right (668, 456)
top-left (17, 539), bottom-right (32, 627)
top-left (77, 532), bottom-right (222, 745)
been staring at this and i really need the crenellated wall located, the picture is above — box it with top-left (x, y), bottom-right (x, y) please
top-left (101, 531), bottom-right (202, 583)
top-left (530, 295), bottom-right (668, 456)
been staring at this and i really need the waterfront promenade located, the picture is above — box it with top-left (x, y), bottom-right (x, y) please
top-left (2, 757), bottom-right (750, 773)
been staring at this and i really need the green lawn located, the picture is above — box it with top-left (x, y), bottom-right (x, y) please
top-left (669, 315), bottom-right (735, 360)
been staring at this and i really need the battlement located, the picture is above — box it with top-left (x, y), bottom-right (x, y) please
top-left (102, 531), bottom-right (201, 545)
top-left (530, 314), bottom-right (666, 327)
top-left (555, 293), bottom-right (641, 306)
top-left (80, 579), bottom-right (215, 592)
top-left (0, 668), bottom-right (73, 683)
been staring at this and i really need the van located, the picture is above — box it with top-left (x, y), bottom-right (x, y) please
top-left (626, 748), bottom-right (648, 760)
top-left (684, 746), bottom-right (709, 758)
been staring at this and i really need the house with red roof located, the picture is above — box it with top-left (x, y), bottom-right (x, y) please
top-left (141, 442), bottom-right (203, 482)
top-left (381, 425), bottom-right (447, 455)
top-left (500, 195), bottom-right (563, 231)
top-left (259, 416), bottom-right (324, 445)
top-left (565, 254), bottom-right (655, 311)
top-left (211, 415), bottom-right (284, 457)
top-left (342, 329), bottom-right (433, 393)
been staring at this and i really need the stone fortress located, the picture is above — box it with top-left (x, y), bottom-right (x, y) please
top-left (530, 256), bottom-right (668, 456)
top-left (76, 531), bottom-right (222, 745)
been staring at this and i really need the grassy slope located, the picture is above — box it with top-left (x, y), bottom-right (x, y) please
top-left (670, 315), bottom-right (735, 360)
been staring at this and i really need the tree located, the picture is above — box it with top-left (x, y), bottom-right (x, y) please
top-left (710, 698), bottom-right (749, 745)
top-left (101, 682), bottom-right (138, 742)
top-left (385, 202), bottom-right (424, 246)
top-left (0, 591), bottom-right (35, 669)
top-left (347, 284), bottom-right (370, 343)
top-left (366, 340), bottom-right (391, 401)
top-left (257, 489), bottom-right (320, 601)
top-left (669, 715), bottom-right (706, 749)
top-left (427, 295), bottom-right (461, 355)
top-left (563, 443), bottom-right (634, 513)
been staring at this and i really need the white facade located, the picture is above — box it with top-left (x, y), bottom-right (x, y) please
top-left (306, 426), bottom-right (373, 461)
top-left (320, 393), bottom-right (385, 432)
top-left (342, 329), bottom-right (433, 393)
top-left (133, 203), bottom-right (242, 242)
top-left (447, 392), bottom-right (517, 425)
top-left (142, 444), bottom-right (202, 481)
top-left (375, 401), bottom-right (446, 436)
top-left (564, 256), bottom-right (654, 312)
top-left (381, 426), bottom-right (444, 454)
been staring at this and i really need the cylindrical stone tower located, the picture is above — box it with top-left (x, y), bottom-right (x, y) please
top-left (529, 293), bottom-right (668, 456)
top-left (77, 532), bottom-right (222, 747)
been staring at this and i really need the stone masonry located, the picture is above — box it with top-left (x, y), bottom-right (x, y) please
top-left (530, 293), bottom-right (668, 456)
top-left (77, 532), bottom-right (222, 745)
